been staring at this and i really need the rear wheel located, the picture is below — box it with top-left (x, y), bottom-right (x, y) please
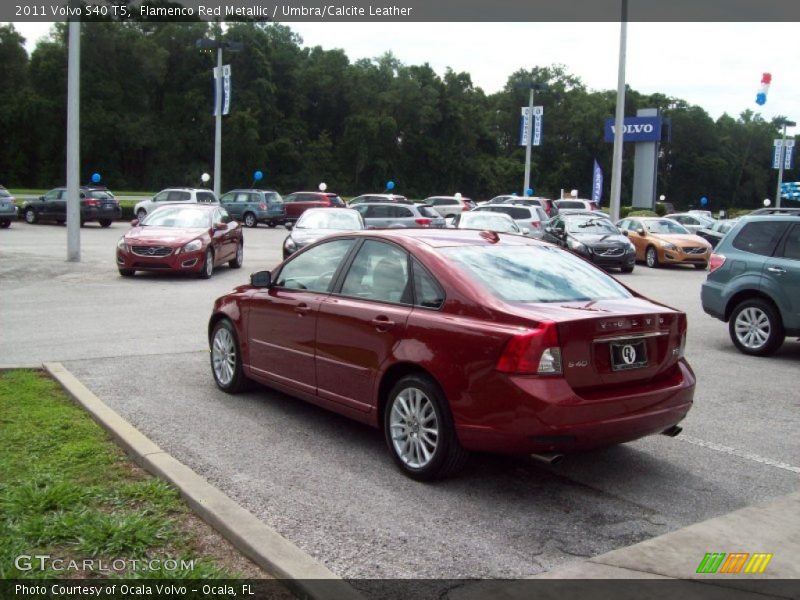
top-left (229, 242), bottom-right (243, 268)
top-left (383, 374), bottom-right (468, 481)
top-left (694, 263), bottom-right (707, 270)
top-left (99, 219), bottom-right (112, 228)
top-left (210, 319), bottom-right (251, 393)
top-left (645, 246), bottom-right (659, 268)
top-left (729, 299), bottom-right (784, 356)
top-left (199, 248), bottom-right (214, 279)
top-left (136, 209), bottom-right (147, 221)
top-left (24, 208), bottom-right (37, 224)
top-left (243, 212), bottom-right (257, 228)
top-left (0, 220), bottom-right (10, 229)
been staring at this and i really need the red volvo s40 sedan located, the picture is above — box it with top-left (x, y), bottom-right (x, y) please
top-left (208, 229), bottom-right (694, 480)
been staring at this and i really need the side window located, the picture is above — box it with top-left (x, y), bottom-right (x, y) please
top-left (153, 191), bottom-right (170, 203)
top-left (168, 191), bottom-right (192, 202)
top-left (371, 205), bottom-right (394, 218)
top-left (339, 240), bottom-right (411, 304)
top-left (283, 194), bottom-right (296, 203)
top-left (393, 206), bottom-right (413, 218)
top-left (780, 224), bottom-right (800, 261)
top-left (274, 239), bottom-right (354, 292)
top-left (412, 259), bottom-right (445, 309)
top-left (732, 222), bottom-right (788, 257)
top-left (219, 193), bottom-right (235, 204)
top-left (45, 190), bottom-right (61, 200)
top-left (217, 208), bottom-right (232, 224)
top-left (352, 205), bottom-right (369, 217)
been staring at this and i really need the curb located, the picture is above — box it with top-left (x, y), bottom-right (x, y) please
top-left (43, 362), bottom-right (365, 600)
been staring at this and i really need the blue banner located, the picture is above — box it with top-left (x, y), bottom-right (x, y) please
top-left (772, 140), bottom-right (783, 169)
top-left (592, 160), bottom-right (603, 203)
top-left (519, 106), bottom-right (543, 146)
top-left (604, 116), bottom-right (663, 142)
top-left (784, 140), bottom-right (795, 170)
top-left (212, 65), bottom-right (232, 116)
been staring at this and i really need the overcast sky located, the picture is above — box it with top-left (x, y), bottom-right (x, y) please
top-left (7, 21), bottom-right (800, 124)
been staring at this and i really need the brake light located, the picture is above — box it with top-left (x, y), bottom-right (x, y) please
top-left (496, 322), bottom-right (562, 375)
top-left (84, 199), bottom-right (99, 207)
top-left (320, 197), bottom-right (331, 206)
top-left (530, 221), bottom-right (541, 229)
top-left (709, 253), bottom-right (726, 273)
top-left (415, 218), bottom-right (432, 226)
top-left (259, 202), bottom-right (267, 210)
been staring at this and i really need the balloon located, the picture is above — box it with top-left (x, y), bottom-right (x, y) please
top-left (511, 192), bottom-right (518, 196)
top-left (700, 196), bottom-right (708, 206)
top-left (201, 173), bottom-right (211, 183)
top-left (454, 192), bottom-right (462, 199)
top-left (756, 93), bottom-right (767, 106)
top-left (659, 194), bottom-right (666, 201)
top-left (253, 170), bottom-right (263, 181)
top-left (319, 182), bottom-right (328, 191)
top-left (386, 180), bottom-right (395, 190)
top-left (763, 198), bottom-right (771, 207)
top-left (91, 173), bottom-right (101, 183)
top-left (526, 188), bottom-right (534, 197)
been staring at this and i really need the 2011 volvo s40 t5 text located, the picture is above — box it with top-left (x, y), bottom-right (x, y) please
top-left (208, 229), bottom-right (695, 480)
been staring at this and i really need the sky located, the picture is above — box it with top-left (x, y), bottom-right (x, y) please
top-left (6, 21), bottom-right (800, 124)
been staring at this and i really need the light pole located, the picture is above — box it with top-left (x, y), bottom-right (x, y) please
top-left (66, 0), bottom-right (81, 261)
top-left (196, 38), bottom-right (244, 197)
top-left (775, 119), bottom-right (796, 208)
top-left (609, 0), bottom-right (628, 223)
top-left (516, 81), bottom-right (548, 194)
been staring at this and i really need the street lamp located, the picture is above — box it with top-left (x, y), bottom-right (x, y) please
top-left (196, 38), bottom-right (244, 197)
top-left (775, 118), bottom-right (796, 208)
top-left (515, 81), bottom-right (548, 194)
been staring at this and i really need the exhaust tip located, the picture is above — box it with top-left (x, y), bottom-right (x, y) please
top-left (661, 425), bottom-right (683, 438)
top-left (530, 452), bottom-right (565, 466)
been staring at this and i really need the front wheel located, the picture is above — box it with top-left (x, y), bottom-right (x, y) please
top-left (136, 209), bottom-right (147, 222)
top-left (383, 374), bottom-right (469, 481)
top-left (229, 242), bottom-right (243, 268)
top-left (24, 208), bottom-right (37, 224)
top-left (118, 268), bottom-right (135, 277)
top-left (729, 299), bottom-right (784, 356)
top-left (243, 212), bottom-right (257, 228)
top-left (621, 265), bottom-right (634, 273)
top-left (210, 319), bottom-right (250, 393)
top-left (645, 246), bottom-right (660, 268)
top-left (694, 263), bottom-right (707, 270)
top-left (99, 219), bottom-right (113, 228)
top-left (199, 248), bottom-right (214, 279)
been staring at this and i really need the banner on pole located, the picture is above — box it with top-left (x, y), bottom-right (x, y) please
top-left (772, 139), bottom-right (783, 170)
top-left (784, 139), bottom-right (795, 170)
top-left (519, 106), bottom-right (543, 146)
top-left (212, 65), bottom-right (232, 116)
top-left (592, 159), bottom-right (603, 203)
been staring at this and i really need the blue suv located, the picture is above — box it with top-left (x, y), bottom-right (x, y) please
top-left (701, 212), bottom-right (800, 355)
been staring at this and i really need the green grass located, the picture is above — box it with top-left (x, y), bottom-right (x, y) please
top-left (0, 370), bottom-right (238, 579)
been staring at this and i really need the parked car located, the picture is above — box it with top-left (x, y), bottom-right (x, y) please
top-left (352, 202), bottom-right (445, 229)
top-left (688, 210), bottom-right (714, 220)
top-left (554, 199), bottom-right (599, 212)
top-left (450, 211), bottom-right (524, 235)
top-left (134, 188), bottom-right (218, 222)
top-left (219, 189), bottom-right (285, 228)
top-left (116, 204), bottom-right (242, 278)
top-left (0, 186), bottom-right (17, 228)
top-left (472, 204), bottom-right (548, 238)
top-left (701, 214), bottom-right (800, 356)
top-left (282, 191), bottom-right (346, 227)
top-left (349, 194), bottom-right (410, 206)
top-left (544, 212), bottom-right (636, 272)
top-left (666, 212), bottom-right (715, 234)
top-left (744, 207), bottom-right (800, 217)
top-left (696, 218), bottom-right (739, 249)
top-left (484, 195), bottom-right (556, 216)
top-left (656, 201), bottom-right (677, 215)
top-left (282, 207), bottom-right (364, 259)
top-left (423, 195), bottom-right (476, 218)
top-left (22, 186), bottom-right (122, 227)
top-left (208, 229), bottom-right (694, 480)
top-left (617, 216), bottom-right (711, 269)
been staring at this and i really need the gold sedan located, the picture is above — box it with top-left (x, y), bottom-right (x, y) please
top-left (616, 217), bottom-right (712, 269)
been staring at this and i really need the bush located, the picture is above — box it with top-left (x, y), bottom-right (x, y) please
top-left (628, 209), bottom-right (658, 217)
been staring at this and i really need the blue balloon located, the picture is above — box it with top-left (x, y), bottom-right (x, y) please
top-left (700, 196), bottom-right (708, 206)
top-left (386, 180), bottom-right (395, 190)
top-left (526, 188), bottom-right (534, 196)
top-left (755, 93), bottom-right (767, 106)
top-left (253, 170), bottom-right (263, 181)
top-left (91, 172), bottom-right (101, 183)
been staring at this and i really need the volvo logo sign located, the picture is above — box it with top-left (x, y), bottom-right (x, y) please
top-left (621, 345), bottom-right (637, 365)
top-left (604, 116), bottom-right (663, 142)
top-left (147, 247), bottom-right (157, 255)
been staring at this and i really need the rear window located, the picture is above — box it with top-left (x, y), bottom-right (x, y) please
top-left (556, 200), bottom-right (585, 209)
top-left (264, 192), bottom-right (283, 205)
top-left (441, 245), bottom-right (632, 303)
top-left (417, 206), bottom-right (440, 219)
top-left (87, 191), bottom-right (112, 200)
top-left (731, 222), bottom-right (788, 256)
top-left (327, 194), bottom-right (345, 206)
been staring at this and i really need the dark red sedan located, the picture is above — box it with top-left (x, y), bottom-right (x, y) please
top-left (208, 229), bottom-right (694, 480)
top-left (116, 204), bottom-right (243, 278)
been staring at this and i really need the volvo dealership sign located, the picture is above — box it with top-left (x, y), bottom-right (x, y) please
top-left (604, 116), bottom-right (663, 143)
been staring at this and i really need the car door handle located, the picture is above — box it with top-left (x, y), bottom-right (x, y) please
top-left (295, 304), bottom-right (312, 315)
top-left (767, 267), bottom-right (786, 274)
top-left (371, 317), bottom-right (396, 330)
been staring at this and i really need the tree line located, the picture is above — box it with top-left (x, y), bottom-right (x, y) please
top-left (0, 20), bottom-right (796, 209)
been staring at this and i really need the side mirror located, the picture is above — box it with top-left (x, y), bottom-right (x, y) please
top-left (284, 222), bottom-right (294, 230)
top-left (522, 228), bottom-right (530, 235)
top-left (621, 230), bottom-right (629, 236)
top-left (250, 270), bottom-right (272, 288)
top-left (637, 229), bottom-right (646, 236)
top-left (544, 226), bottom-right (553, 234)
top-left (130, 218), bottom-right (139, 227)
top-left (213, 222), bottom-right (227, 231)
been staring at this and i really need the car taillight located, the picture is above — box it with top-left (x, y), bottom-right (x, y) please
top-left (415, 218), bottom-right (432, 226)
top-left (709, 253), bottom-right (726, 273)
top-left (530, 221), bottom-right (541, 229)
top-left (321, 197), bottom-right (331, 206)
top-left (84, 199), bottom-right (99, 207)
top-left (259, 202), bottom-right (267, 210)
top-left (496, 321), bottom-right (562, 375)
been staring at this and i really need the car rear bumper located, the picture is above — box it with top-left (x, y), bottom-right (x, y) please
top-left (116, 247), bottom-right (204, 273)
top-left (83, 207), bottom-right (122, 221)
top-left (454, 359), bottom-right (695, 454)
top-left (700, 281), bottom-right (726, 321)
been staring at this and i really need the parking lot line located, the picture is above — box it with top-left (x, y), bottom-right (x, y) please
top-left (677, 435), bottom-right (800, 474)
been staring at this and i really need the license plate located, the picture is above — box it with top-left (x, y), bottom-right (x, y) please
top-left (610, 340), bottom-right (648, 371)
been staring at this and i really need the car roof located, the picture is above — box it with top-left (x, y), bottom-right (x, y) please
top-left (151, 202), bottom-right (218, 211)
top-left (342, 227), bottom-right (542, 249)
top-left (477, 203), bottom-right (534, 211)
top-left (225, 188), bottom-right (280, 193)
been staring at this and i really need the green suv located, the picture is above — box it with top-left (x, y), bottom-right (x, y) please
top-left (219, 189), bottom-right (285, 228)
top-left (701, 211), bottom-right (800, 355)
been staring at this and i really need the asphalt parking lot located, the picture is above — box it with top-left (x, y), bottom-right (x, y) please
top-left (1, 221), bottom-right (798, 586)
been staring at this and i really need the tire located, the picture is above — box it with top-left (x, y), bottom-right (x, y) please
top-left (99, 219), bottom-right (113, 228)
top-left (267, 222), bottom-right (277, 228)
top-left (210, 319), bottom-right (251, 393)
top-left (728, 299), bottom-right (784, 356)
top-left (24, 208), bottom-right (37, 224)
top-left (118, 268), bottom-right (135, 277)
top-left (621, 265), bottom-right (634, 273)
top-left (229, 242), bottom-right (243, 268)
top-left (0, 220), bottom-right (10, 229)
top-left (645, 246), bottom-right (660, 268)
top-left (199, 248), bottom-right (214, 279)
top-left (383, 374), bottom-right (469, 481)
top-left (243, 212), bottom-right (257, 228)
top-left (80, 220), bottom-right (86, 228)
top-left (136, 209), bottom-right (147, 222)
top-left (694, 262), bottom-right (708, 270)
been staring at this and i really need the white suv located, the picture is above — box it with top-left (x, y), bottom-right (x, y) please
top-left (134, 188), bottom-right (218, 221)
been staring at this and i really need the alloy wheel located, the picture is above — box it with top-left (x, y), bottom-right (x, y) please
top-left (389, 387), bottom-right (439, 469)
top-left (211, 327), bottom-right (237, 386)
top-left (734, 306), bottom-right (770, 350)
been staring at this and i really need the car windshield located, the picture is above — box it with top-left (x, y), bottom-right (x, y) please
top-left (566, 217), bottom-right (617, 234)
top-left (141, 207), bottom-right (210, 228)
top-left (0, 189), bottom-right (11, 198)
top-left (458, 213), bottom-right (520, 233)
top-left (296, 210), bottom-right (362, 230)
top-left (646, 219), bottom-right (690, 234)
top-left (441, 245), bottom-right (632, 303)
